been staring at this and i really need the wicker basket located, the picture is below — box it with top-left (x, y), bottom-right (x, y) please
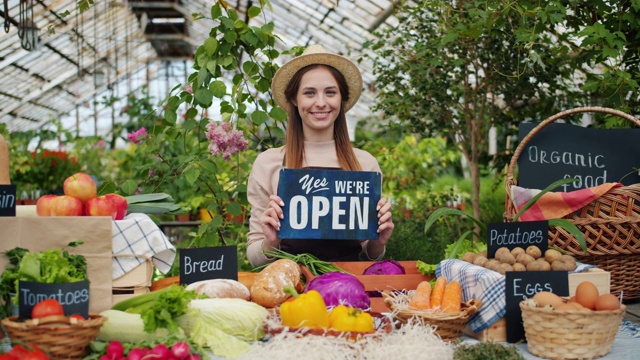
top-left (382, 290), bottom-right (481, 342)
top-left (519, 300), bottom-right (626, 360)
top-left (1, 314), bottom-right (106, 360)
top-left (504, 106), bottom-right (640, 302)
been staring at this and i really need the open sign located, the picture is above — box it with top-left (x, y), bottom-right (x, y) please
top-left (277, 169), bottom-right (381, 240)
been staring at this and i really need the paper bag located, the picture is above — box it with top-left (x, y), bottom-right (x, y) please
top-left (0, 217), bottom-right (113, 314)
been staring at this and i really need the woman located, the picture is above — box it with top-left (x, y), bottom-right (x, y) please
top-left (246, 45), bottom-right (394, 267)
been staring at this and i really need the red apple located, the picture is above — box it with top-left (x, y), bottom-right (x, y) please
top-left (51, 195), bottom-right (84, 216)
top-left (63, 172), bottom-right (97, 203)
top-left (36, 194), bottom-right (58, 216)
top-left (85, 195), bottom-right (117, 219)
top-left (105, 193), bottom-right (128, 220)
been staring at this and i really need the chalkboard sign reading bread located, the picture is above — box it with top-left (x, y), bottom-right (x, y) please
top-left (277, 169), bottom-right (381, 240)
top-left (179, 245), bottom-right (238, 285)
top-left (518, 122), bottom-right (640, 191)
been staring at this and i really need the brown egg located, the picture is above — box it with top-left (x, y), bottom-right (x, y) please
top-left (595, 294), bottom-right (620, 311)
top-left (533, 291), bottom-right (564, 308)
top-left (555, 301), bottom-right (589, 311)
top-left (575, 281), bottom-right (600, 310)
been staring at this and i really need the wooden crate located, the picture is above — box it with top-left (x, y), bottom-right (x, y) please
top-left (112, 255), bottom-right (153, 305)
top-left (463, 268), bottom-right (611, 342)
top-left (300, 260), bottom-right (433, 313)
top-left (112, 286), bottom-right (149, 305)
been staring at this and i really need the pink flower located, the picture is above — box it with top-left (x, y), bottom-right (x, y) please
top-left (127, 127), bottom-right (148, 144)
top-left (184, 84), bottom-right (193, 94)
top-left (92, 140), bottom-right (106, 149)
top-left (205, 121), bottom-right (248, 161)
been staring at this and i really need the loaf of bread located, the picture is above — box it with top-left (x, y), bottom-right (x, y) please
top-left (185, 279), bottom-right (250, 301)
top-left (250, 259), bottom-right (303, 308)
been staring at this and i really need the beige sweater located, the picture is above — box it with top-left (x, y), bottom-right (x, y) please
top-left (246, 140), bottom-right (384, 267)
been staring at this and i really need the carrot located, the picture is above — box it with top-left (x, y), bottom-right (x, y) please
top-left (441, 280), bottom-right (462, 313)
top-left (430, 276), bottom-right (447, 310)
top-left (409, 281), bottom-right (431, 310)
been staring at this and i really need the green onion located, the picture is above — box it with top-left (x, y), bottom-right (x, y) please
top-left (255, 249), bottom-right (347, 276)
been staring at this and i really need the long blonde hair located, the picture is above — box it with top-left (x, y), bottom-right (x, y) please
top-left (283, 64), bottom-right (362, 170)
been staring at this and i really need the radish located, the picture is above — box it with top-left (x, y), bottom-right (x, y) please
top-left (106, 341), bottom-right (124, 360)
top-left (170, 342), bottom-right (190, 360)
top-left (127, 348), bottom-right (146, 360)
top-left (150, 344), bottom-right (171, 360)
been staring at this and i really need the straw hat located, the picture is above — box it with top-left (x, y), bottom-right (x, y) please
top-left (271, 45), bottom-right (363, 114)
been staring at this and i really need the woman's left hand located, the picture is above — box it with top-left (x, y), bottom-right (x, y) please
top-left (376, 197), bottom-right (394, 245)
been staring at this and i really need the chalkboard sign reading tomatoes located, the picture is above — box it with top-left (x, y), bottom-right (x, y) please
top-left (18, 280), bottom-right (89, 319)
top-left (505, 271), bottom-right (568, 343)
top-left (277, 169), bottom-right (381, 240)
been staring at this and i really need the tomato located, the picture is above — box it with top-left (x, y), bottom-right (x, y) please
top-left (70, 313), bottom-right (85, 321)
top-left (6, 344), bottom-right (49, 360)
top-left (31, 299), bottom-right (64, 319)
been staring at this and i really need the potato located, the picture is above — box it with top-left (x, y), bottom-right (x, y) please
top-left (526, 261), bottom-right (542, 271)
top-left (512, 263), bottom-right (526, 271)
top-left (535, 258), bottom-right (551, 271)
top-left (560, 255), bottom-right (577, 271)
top-left (496, 263), bottom-right (514, 275)
top-left (511, 247), bottom-right (525, 258)
top-left (551, 260), bottom-right (569, 271)
top-left (477, 251), bottom-right (488, 258)
top-left (485, 259), bottom-right (501, 271)
top-left (473, 255), bottom-right (489, 267)
top-left (544, 249), bottom-right (563, 263)
top-left (461, 251), bottom-right (477, 263)
top-left (495, 247), bottom-right (511, 260)
top-left (498, 252), bottom-right (516, 265)
top-left (526, 245), bottom-right (542, 259)
top-left (516, 253), bottom-right (535, 266)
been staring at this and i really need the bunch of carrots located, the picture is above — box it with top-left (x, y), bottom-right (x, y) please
top-left (408, 276), bottom-right (462, 313)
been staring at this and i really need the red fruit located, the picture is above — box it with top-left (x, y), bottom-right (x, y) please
top-left (50, 195), bottom-right (83, 216)
top-left (63, 172), bottom-right (97, 203)
top-left (36, 194), bottom-right (58, 216)
top-left (32, 299), bottom-right (64, 319)
top-left (85, 195), bottom-right (117, 219)
top-left (105, 193), bottom-right (128, 220)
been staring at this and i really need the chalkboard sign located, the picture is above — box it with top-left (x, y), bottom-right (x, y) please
top-left (179, 245), bottom-right (238, 285)
top-left (518, 122), bottom-right (640, 191)
top-left (0, 185), bottom-right (17, 217)
top-left (505, 271), bottom-right (569, 343)
top-left (277, 169), bottom-right (381, 240)
top-left (18, 280), bottom-right (90, 319)
top-left (486, 221), bottom-right (548, 258)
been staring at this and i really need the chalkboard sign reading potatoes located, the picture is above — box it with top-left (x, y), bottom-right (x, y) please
top-left (277, 169), bottom-right (381, 240)
top-left (518, 122), bottom-right (640, 191)
top-left (486, 221), bottom-right (548, 258)
top-left (505, 271), bottom-right (569, 343)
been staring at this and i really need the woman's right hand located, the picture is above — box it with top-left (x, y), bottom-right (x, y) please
top-left (259, 194), bottom-right (285, 250)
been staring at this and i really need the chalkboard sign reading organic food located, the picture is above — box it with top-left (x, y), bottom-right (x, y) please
top-left (518, 122), bottom-right (640, 191)
top-left (277, 169), bottom-right (382, 240)
top-left (179, 245), bottom-right (238, 285)
top-left (486, 221), bottom-right (548, 258)
top-left (505, 271), bottom-right (569, 343)
top-left (18, 280), bottom-right (89, 319)
top-left (0, 185), bottom-right (16, 217)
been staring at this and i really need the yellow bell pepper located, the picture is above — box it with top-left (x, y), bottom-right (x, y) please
top-left (279, 285), bottom-right (329, 329)
top-left (328, 305), bottom-right (375, 333)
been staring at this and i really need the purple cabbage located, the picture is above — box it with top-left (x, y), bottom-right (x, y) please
top-left (362, 260), bottom-right (406, 275)
top-left (305, 272), bottom-right (370, 310)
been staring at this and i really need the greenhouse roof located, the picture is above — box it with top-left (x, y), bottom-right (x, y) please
top-left (0, 0), bottom-right (406, 136)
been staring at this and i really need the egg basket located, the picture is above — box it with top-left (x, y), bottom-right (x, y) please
top-left (382, 290), bottom-right (482, 343)
top-left (0, 314), bottom-right (106, 360)
top-left (519, 300), bottom-right (626, 360)
top-left (504, 107), bottom-right (640, 302)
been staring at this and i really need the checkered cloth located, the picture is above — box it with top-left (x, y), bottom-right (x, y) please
top-left (111, 213), bottom-right (176, 280)
top-left (436, 259), bottom-right (595, 332)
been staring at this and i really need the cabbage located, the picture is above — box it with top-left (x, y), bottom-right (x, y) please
top-left (176, 298), bottom-right (269, 358)
top-left (305, 272), bottom-right (370, 310)
top-left (362, 260), bottom-right (406, 275)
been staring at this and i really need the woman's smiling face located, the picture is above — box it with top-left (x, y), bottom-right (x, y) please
top-left (292, 65), bottom-right (342, 141)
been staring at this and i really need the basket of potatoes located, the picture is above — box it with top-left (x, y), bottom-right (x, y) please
top-left (461, 246), bottom-right (577, 275)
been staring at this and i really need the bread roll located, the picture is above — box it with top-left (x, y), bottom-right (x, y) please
top-left (250, 259), bottom-right (302, 308)
top-left (185, 279), bottom-right (250, 300)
